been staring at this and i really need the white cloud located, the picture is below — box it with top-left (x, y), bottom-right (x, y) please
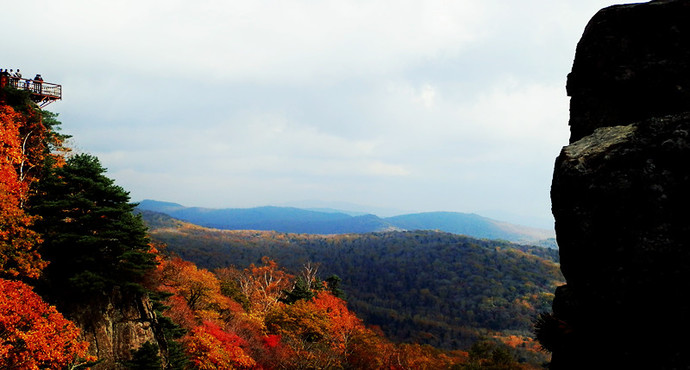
top-left (366, 161), bottom-right (411, 177)
top-left (6, 0), bottom-right (489, 84)
top-left (3, 0), bottom-right (619, 228)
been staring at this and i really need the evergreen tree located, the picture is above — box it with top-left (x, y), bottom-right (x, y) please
top-left (280, 276), bottom-right (315, 304)
top-left (150, 296), bottom-right (190, 369)
top-left (164, 340), bottom-right (189, 370)
top-left (123, 341), bottom-right (162, 370)
top-left (30, 154), bottom-right (157, 304)
top-left (219, 278), bottom-right (251, 312)
top-left (466, 340), bottom-right (519, 369)
top-left (325, 274), bottom-right (345, 299)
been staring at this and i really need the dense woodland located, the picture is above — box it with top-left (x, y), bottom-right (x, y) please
top-left (1, 85), bottom-right (558, 368)
top-left (144, 212), bottom-right (562, 359)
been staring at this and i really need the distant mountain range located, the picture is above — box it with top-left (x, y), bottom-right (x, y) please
top-left (135, 199), bottom-right (557, 247)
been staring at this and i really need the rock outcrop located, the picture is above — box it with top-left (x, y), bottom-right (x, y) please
top-left (548, 1), bottom-right (690, 368)
top-left (566, 0), bottom-right (690, 144)
top-left (70, 291), bottom-right (164, 369)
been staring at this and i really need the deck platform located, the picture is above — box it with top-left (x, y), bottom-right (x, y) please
top-left (1, 74), bottom-right (61, 108)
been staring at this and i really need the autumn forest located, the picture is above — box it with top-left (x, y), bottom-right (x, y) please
top-left (1, 86), bottom-right (561, 368)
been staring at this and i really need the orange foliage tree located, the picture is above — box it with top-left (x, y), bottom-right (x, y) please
top-left (1, 92), bottom-right (68, 280)
top-left (153, 257), bottom-right (263, 368)
top-left (0, 105), bottom-right (46, 279)
top-left (265, 297), bottom-right (338, 368)
top-left (236, 257), bottom-right (293, 317)
top-left (156, 257), bottom-right (244, 326)
top-left (311, 291), bottom-right (363, 353)
top-left (265, 290), bottom-right (401, 369)
top-left (0, 278), bottom-right (94, 369)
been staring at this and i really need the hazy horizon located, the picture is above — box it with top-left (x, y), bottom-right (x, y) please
top-left (137, 198), bottom-right (556, 229)
top-left (5, 0), bottom-right (619, 232)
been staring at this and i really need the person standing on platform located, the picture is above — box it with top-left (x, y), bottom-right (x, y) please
top-left (33, 74), bottom-right (43, 94)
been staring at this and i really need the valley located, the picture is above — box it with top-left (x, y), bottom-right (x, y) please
top-left (140, 208), bottom-right (563, 363)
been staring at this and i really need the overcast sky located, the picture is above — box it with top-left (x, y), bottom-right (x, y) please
top-left (4, 0), bottom-right (622, 229)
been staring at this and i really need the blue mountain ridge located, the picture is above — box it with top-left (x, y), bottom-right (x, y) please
top-left (135, 199), bottom-right (556, 247)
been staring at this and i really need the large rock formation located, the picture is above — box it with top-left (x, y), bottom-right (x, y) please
top-left (566, 0), bottom-right (690, 144)
top-left (548, 1), bottom-right (690, 368)
top-left (69, 291), bottom-right (165, 369)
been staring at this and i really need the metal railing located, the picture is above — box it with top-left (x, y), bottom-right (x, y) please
top-left (7, 77), bottom-right (62, 99)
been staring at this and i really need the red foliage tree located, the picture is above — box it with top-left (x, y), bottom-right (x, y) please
top-left (0, 278), bottom-right (94, 369)
top-left (183, 321), bottom-right (256, 369)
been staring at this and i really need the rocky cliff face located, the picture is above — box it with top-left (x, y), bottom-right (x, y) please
top-left (548, 1), bottom-right (690, 368)
top-left (70, 291), bottom-right (164, 369)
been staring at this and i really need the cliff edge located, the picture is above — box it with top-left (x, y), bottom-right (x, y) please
top-left (548, 1), bottom-right (690, 368)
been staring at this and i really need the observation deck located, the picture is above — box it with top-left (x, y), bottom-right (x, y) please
top-left (0, 73), bottom-right (62, 108)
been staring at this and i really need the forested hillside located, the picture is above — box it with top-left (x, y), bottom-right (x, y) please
top-left (2, 84), bottom-right (553, 368)
top-left (142, 210), bottom-right (563, 359)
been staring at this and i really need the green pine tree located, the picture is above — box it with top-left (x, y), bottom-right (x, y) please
top-left (325, 274), bottom-right (346, 299)
top-left (123, 341), bottom-right (162, 370)
top-left (31, 154), bottom-right (157, 304)
top-left (164, 340), bottom-right (190, 370)
top-left (281, 276), bottom-right (315, 304)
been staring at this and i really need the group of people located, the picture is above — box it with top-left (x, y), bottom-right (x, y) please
top-left (1, 68), bottom-right (22, 79)
top-left (1, 68), bottom-right (44, 93)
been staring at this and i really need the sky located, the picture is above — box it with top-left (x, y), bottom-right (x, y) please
top-left (4, 0), bottom-right (623, 229)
